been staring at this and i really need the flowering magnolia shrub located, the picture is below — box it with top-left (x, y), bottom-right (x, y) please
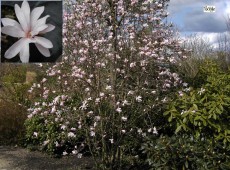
top-left (25, 0), bottom-right (187, 168)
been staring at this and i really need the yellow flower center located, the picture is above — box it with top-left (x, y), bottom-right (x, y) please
top-left (26, 31), bottom-right (32, 38)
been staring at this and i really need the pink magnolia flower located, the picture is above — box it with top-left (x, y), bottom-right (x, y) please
top-left (109, 139), bottom-right (114, 144)
top-left (1, 0), bottom-right (55, 63)
top-left (153, 127), bottom-right (158, 135)
top-left (136, 96), bottom-right (142, 102)
top-left (121, 116), bottom-right (127, 122)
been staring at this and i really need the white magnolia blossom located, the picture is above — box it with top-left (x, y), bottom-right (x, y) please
top-left (43, 140), bottom-right (50, 146)
top-left (109, 138), bottom-right (114, 144)
top-left (198, 88), bottom-right (206, 95)
top-left (77, 153), bottom-right (83, 158)
top-left (153, 127), bottom-right (158, 135)
top-left (68, 132), bottom-right (76, 138)
top-left (72, 150), bottom-right (78, 155)
top-left (136, 96), bottom-right (142, 102)
top-left (62, 151), bottom-right (68, 156)
top-left (90, 131), bottom-right (95, 137)
top-left (33, 132), bottom-right (38, 137)
top-left (121, 116), bottom-right (127, 122)
top-left (116, 107), bottom-right (122, 113)
top-left (1, 0), bottom-right (55, 63)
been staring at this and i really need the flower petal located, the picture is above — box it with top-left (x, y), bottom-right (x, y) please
top-left (30, 6), bottom-right (45, 28)
top-left (1, 26), bottom-right (25, 37)
top-left (35, 43), bottom-right (51, 57)
top-left (32, 15), bottom-right (49, 31)
top-left (20, 41), bottom-right (30, 63)
top-left (4, 38), bottom-right (28, 59)
top-left (21, 0), bottom-right (30, 27)
top-left (15, 4), bottom-right (29, 32)
top-left (1, 18), bottom-right (22, 29)
top-left (34, 36), bottom-right (53, 48)
top-left (39, 24), bottom-right (55, 34)
top-left (31, 24), bottom-right (48, 36)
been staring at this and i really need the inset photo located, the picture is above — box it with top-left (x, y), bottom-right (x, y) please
top-left (1, 0), bottom-right (62, 63)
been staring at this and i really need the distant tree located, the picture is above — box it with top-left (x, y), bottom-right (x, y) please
top-left (181, 33), bottom-right (214, 59)
top-left (216, 15), bottom-right (230, 66)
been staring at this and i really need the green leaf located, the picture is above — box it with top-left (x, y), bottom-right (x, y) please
top-left (185, 160), bottom-right (188, 168)
top-left (219, 105), bottom-right (224, 111)
top-left (194, 121), bottom-right (197, 126)
top-left (175, 125), bottom-right (182, 134)
top-left (202, 118), bottom-right (207, 126)
top-left (194, 116), bottom-right (201, 121)
top-left (182, 124), bottom-right (187, 131)
top-left (168, 114), bottom-right (173, 122)
top-left (193, 104), bottom-right (198, 110)
top-left (183, 117), bottom-right (187, 123)
top-left (195, 130), bottom-right (200, 138)
top-left (163, 111), bottom-right (170, 116)
top-left (216, 107), bottom-right (222, 114)
top-left (213, 113), bottom-right (217, 120)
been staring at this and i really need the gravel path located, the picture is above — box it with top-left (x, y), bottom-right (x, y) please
top-left (0, 146), bottom-right (94, 170)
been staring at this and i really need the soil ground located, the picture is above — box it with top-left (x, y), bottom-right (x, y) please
top-left (0, 146), bottom-right (95, 170)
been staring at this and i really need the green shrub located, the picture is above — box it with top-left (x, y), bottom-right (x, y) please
top-left (142, 135), bottom-right (230, 170)
top-left (0, 65), bottom-right (34, 145)
top-left (1, 64), bottom-right (27, 83)
top-left (0, 64), bottom-right (31, 104)
top-left (164, 60), bottom-right (230, 144)
top-left (0, 100), bottom-right (27, 145)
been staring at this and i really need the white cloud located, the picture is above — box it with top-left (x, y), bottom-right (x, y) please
top-left (167, 0), bottom-right (230, 33)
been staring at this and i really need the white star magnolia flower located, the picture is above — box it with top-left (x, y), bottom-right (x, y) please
top-left (1, 0), bottom-right (55, 63)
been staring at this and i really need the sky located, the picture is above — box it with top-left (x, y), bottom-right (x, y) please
top-left (167, 0), bottom-right (230, 48)
top-left (0, 0), bottom-right (229, 49)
